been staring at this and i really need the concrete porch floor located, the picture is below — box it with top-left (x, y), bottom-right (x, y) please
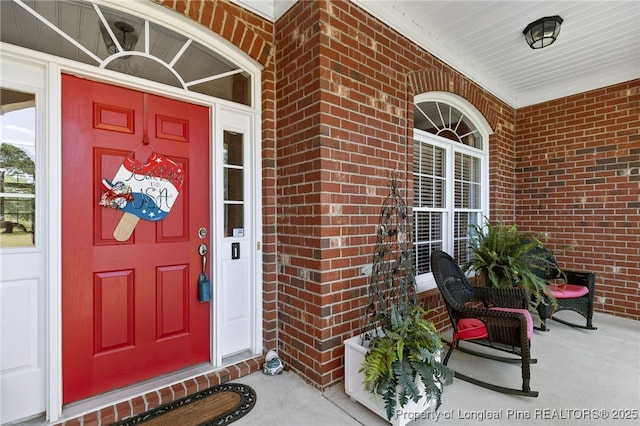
top-left (235, 312), bottom-right (639, 425)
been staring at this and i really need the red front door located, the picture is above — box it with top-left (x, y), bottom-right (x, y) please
top-left (61, 75), bottom-right (211, 404)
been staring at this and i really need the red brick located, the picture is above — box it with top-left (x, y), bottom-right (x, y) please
top-left (99, 406), bottom-right (116, 425)
top-left (158, 386), bottom-right (173, 405)
top-left (170, 383), bottom-right (186, 400)
top-left (114, 400), bottom-right (131, 421)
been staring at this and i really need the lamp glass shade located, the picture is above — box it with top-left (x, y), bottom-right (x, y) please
top-left (100, 21), bottom-right (138, 54)
top-left (523, 16), bottom-right (563, 49)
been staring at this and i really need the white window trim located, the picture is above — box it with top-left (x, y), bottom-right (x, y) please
top-left (414, 92), bottom-right (493, 136)
top-left (413, 92), bottom-right (493, 293)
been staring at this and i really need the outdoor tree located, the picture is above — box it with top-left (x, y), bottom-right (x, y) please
top-left (0, 143), bottom-right (35, 232)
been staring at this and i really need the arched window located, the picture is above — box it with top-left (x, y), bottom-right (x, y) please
top-left (413, 92), bottom-right (492, 291)
top-left (0, 0), bottom-right (252, 106)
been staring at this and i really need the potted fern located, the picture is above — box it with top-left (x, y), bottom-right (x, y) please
top-left (344, 179), bottom-right (452, 425)
top-left (464, 220), bottom-right (557, 309)
top-left (361, 304), bottom-right (452, 421)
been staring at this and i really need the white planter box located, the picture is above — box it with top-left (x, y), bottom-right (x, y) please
top-left (344, 333), bottom-right (437, 426)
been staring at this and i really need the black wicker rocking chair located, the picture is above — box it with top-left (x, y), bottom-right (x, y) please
top-left (430, 250), bottom-right (539, 397)
top-left (527, 245), bottom-right (597, 331)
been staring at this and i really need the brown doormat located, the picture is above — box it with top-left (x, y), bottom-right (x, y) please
top-left (114, 383), bottom-right (256, 426)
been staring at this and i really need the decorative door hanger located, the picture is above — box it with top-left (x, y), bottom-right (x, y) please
top-left (100, 150), bottom-right (184, 241)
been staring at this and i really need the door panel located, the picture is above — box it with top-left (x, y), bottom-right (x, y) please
top-left (0, 58), bottom-right (46, 424)
top-left (94, 270), bottom-right (134, 352)
top-left (220, 256), bottom-right (250, 355)
top-left (62, 75), bottom-right (210, 404)
top-left (156, 265), bottom-right (190, 339)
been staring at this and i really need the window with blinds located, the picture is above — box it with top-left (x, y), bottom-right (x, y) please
top-left (413, 100), bottom-right (487, 290)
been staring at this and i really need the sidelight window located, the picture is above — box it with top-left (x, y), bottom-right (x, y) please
top-left (0, 89), bottom-right (36, 248)
top-left (223, 130), bottom-right (244, 238)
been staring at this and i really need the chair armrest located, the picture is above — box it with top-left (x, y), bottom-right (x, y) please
top-left (472, 286), bottom-right (529, 310)
top-left (563, 270), bottom-right (596, 293)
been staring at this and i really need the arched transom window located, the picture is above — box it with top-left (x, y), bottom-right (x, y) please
top-left (0, 0), bottom-right (252, 105)
top-left (413, 93), bottom-right (491, 290)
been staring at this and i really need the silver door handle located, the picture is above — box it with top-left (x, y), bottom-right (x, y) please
top-left (198, 243), bottom-right (208, 273)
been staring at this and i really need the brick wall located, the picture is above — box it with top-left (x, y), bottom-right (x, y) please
top-left (274, 0), bottom-right (516, 390)
top-left (515, 81), bottom-right (640, 320)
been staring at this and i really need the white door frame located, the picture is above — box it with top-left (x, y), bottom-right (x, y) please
top-left (0, 54), bottom-right (48, 425)
top-left (214, 105), bottom-right (262, 365)
top-left (1, 1), bottom-right (263, 421)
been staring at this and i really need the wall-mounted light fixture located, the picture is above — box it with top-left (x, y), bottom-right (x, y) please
top-left (523, 16), bottom-right (563, 49)
top-left (100, 21), bottom-right (138, 54)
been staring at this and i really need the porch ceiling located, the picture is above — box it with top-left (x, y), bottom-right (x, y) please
top-left (232, 0), bottom-right (640, 108)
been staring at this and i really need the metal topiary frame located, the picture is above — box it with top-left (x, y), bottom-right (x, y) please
top-left (360, 178), bottom-right (417, 342)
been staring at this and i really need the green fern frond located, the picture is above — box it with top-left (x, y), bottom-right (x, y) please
top-left (465, 218), bottom-right (559, 310)
top-left (361, 305), bottom-right (453, 420)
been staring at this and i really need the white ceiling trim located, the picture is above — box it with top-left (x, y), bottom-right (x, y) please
top-left (228, 0), bottom-right (297, 21)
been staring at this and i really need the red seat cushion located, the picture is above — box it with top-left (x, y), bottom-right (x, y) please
top-left (455, 308), bottom-right (533, 341)
top-left (548, 284), bottom-right (589, 299)
top-left (456, 318), bottom-right (489, 340)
